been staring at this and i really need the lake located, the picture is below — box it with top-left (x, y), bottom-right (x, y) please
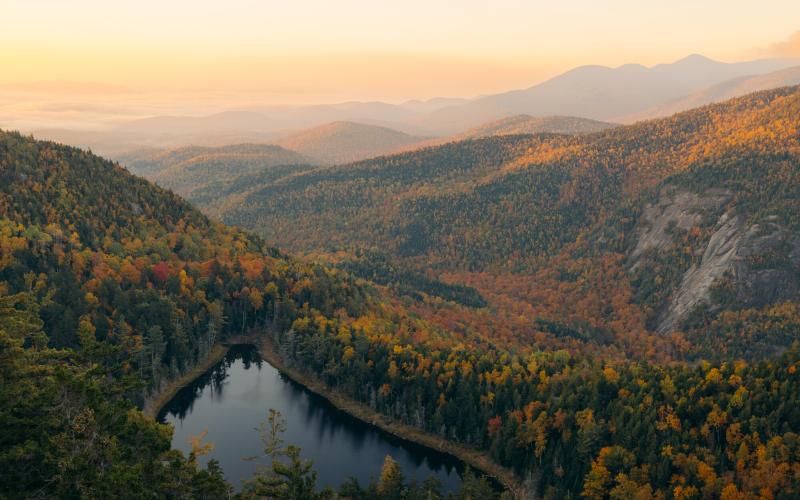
top-left (158, 344), bottom-right (467, 492)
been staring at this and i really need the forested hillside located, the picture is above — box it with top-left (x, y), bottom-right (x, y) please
top-left (219, 86), bottom-right (799, 267)
top-left (3, 84), bottom-right (800, 499)
top-left (0, 131), bottom-right (403, 496)
top-left (115, 143), bottom-right (316, 207)
top-left (215, 86), bottom-right (800, 359)
top-left (398, 115), bottom-right (616, 153)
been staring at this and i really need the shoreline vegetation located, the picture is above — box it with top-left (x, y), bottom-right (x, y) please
top-left (144, 334), bottom-right (527, 499)
top-left (142, 344), bottom-right (229, 419)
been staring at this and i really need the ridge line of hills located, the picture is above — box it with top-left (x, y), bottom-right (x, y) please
top-left (23, 54), bottom-right (800, 157)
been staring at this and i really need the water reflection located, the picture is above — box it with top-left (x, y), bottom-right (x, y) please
top-left (158, 345), bottom-right (466, 491)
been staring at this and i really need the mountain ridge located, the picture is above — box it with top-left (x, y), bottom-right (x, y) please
top-left (22, 55), bottom-right (799, 154)
top-left (411, 55), bottom-right (798, 132)
top-left (211, 85), bottom-right (800, 350)
top-left (623, 65), bottom-right (800, 121)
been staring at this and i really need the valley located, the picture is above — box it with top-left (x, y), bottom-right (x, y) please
top-left (141, 86), bottom-right (800, 362)
top-left (2, 84), bottom-right (800, 497)
top-left (3, 12), bottom-right (800, 496)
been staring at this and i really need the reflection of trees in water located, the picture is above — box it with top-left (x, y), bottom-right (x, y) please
top-left (157, 344), bottom-right (484, 491)
top-left (276, 373), bottom-right (462, 479)
top-left (238, 344), bottom-right (263, 370)
top-left (159, 345), bottom-right (260, 421)
top-left (277, 374), bottom-right (372, 451)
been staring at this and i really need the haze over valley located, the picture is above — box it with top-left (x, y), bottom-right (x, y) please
top-left (10, 54), bottom-right (800, 159)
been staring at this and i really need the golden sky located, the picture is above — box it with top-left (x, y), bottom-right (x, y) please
top-left (2, 0), bottom-right (800, 103)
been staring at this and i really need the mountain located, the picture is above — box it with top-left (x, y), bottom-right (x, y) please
top-left (23, 55), bottom-right (797, 156)
top-left (115, 143), bottom-right (316, 205)
top-left (410, 55), bottom-right (798, 133)
top-left (452, 114), bottom-right (616, 139)
top-left (112, 103), bottom-right (435, 140)
top-left (0, 129), bottom-right (380, 496)
top-left (4, 89), bottom-right (800, 499)
top-left (272, 121), bottom-right (431, 164)
top-left (391, 115), bottom-right (616, 153)
top-left (623, 65), bottom-right (800, 121)
top-left (216, 86), bottom-right (800, 356)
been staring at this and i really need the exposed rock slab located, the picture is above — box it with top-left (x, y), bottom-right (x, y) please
top-left (631, 188), bottom-right (731, 263)
top-left (656, 211), bottom-right (744, 333)
top-left (631, 188), bottom-right (800, 334)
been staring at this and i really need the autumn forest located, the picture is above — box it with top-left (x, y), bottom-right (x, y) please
top-left (4, 10), bottom-right (800, 498)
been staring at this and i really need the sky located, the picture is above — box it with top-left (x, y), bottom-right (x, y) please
top-left (2, 0), bottom-right (799, 104)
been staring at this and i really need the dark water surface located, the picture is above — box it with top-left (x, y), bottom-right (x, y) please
top-left (158, 345), bottom-right (466, 491)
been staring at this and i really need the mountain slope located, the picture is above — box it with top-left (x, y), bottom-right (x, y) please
top-left (28, 55), bottom-right (795, 156)
top-left (389, 115), bottom-right (615, 154)
top-left (453, 114), bottom-right (616, 139)
top-left (101, 115), bottom-right (612, 226)
top-left (624, 65), bottom-right (800, 121)
top-left (115, 143), bottom-right (316, 204)
top-left (0, 130), bottom-right (367, 356)
top-left (217, 86), bottom-right (800, 348)
top-left (273, 121), bottom-right (431, 164)
top-left (0, 130), bottom-right (377, 496)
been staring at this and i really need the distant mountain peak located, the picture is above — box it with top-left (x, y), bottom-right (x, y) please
top-left (617, 63), bottom-right (648, 70)
top-left (673, 53), bottom-right (716, 65)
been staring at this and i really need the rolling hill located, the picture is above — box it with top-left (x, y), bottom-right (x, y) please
top-left (115, 143), bottom-right (317, 204)
top-left (272, 121), bottom-right (431, 164)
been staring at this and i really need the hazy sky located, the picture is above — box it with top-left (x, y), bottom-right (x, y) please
top-left (2, 0), bottom-right (800, 103)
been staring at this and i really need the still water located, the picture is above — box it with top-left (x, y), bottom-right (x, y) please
top-left (158, 345), bottom-right (466, 491)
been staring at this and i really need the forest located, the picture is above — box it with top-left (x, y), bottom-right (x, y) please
top-left (1, 86), bottom-right (800, 500)
top-left (209, 86), bottom-right (800, 361)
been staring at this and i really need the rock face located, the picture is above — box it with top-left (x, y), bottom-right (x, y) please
top-left (630, 188), bottom-right (732, 263)
top-left (656, 211), bottom-right (744, 333)
top-left (631, 188), bottom-right (800, 333)
top-left (730, 220), bottom-right (800, 308)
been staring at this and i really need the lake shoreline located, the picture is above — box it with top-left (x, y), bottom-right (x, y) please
top-left (249, 334), bottom-right (528, 500)
top-left (143, 344), bottom-right (229, 419)
top-left (147, 334), bottom-right (528, 499)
